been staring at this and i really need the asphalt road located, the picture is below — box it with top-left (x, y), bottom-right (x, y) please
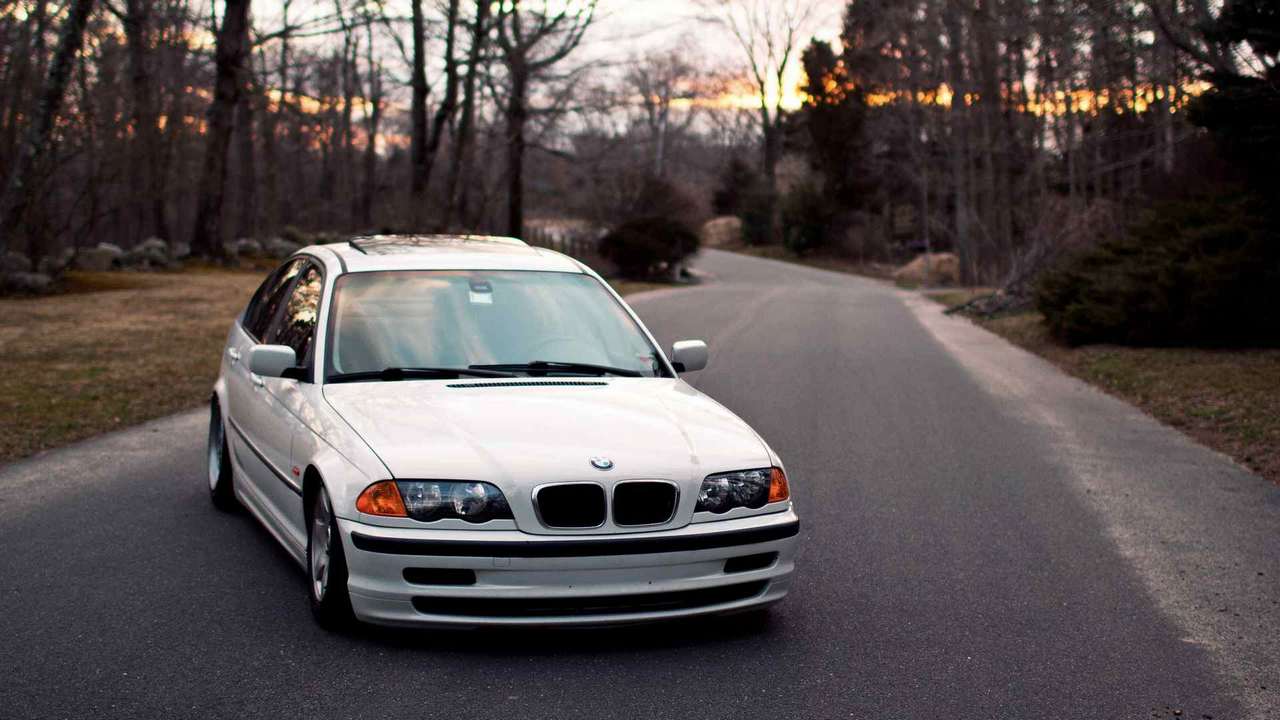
top-left (2, 249), bottom-right (1277, 719)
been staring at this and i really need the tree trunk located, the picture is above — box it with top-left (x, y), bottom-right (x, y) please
top-left (409, 0), bottom-right (429, 228)
top-left (761, 120), bottom-right (780, 244)
top-left (191, 0), bottom-right (251, 259)
top-left (425, 0), bottom-right (462, 231)
top-left (123, 0), bottom-right (169, 240)
top-left (445, 0), bottom-right (490, 231)
top-left (505, 64), bottom-right (528, 238)
top-left (0, 0), bottom-right (96, 261)
top-left (234, 70), bottom-right (257, 240)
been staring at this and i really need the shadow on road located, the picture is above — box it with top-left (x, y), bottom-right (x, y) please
top-left (356, 606), bottom-right (779, 655)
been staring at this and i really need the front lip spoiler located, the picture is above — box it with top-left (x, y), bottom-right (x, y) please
top-left (350, 520), bottom-right (800, 557)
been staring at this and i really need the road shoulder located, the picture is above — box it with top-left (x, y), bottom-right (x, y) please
top-left (903, 291), bottom-right (1280, 718)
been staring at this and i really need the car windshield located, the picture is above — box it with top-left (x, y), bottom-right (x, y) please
top-left (325, 270), bottom-right (667, 379)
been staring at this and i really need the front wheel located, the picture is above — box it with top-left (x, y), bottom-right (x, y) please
top-left (207, 400), bottom-right (238, 512)
top-left (308, 487), bottom-right (355, 629)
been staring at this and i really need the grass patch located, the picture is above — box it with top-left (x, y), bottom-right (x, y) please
top-left (0, 269), bottom-right (667, 464)
top-left (930, 294), bottom-right (1280, 484)
top-left (722, 244), bottom-right (897, 281)
top-left (0, 269), bottom-right (267, 462)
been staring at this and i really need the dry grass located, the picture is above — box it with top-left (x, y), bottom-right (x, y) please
top-left (0, 269), bottom-right (266, 462)
top-left (928, 293), bottom-right (1280, 484)
top-left (722, 244), bottom-right (898, 281)
top-left (0, 268), bottom-right (663, 463)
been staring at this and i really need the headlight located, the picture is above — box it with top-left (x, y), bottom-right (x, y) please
top-left (357, 480), bottom-right (513, 523)
top-left (695, 467), bottom-right (789, 514)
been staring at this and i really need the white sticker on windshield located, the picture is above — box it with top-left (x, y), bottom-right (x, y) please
top-left (468, 279), bottom-right (494, 305)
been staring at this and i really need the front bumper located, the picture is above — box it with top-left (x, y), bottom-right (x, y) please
top-left (338, 510), bottom-right (800, 627)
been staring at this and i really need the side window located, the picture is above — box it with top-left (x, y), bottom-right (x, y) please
top-left (244, 260), bottom-right (304, 340)
top-left (266, 263), bottom-right (324, 364)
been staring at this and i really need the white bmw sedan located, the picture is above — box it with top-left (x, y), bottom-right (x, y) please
top-left (209, 235), bottom-right (799, 628)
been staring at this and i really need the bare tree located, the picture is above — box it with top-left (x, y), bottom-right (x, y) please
top-left (443, 0), bottom-right (492, 230)
top-left (493, 0), bottom-right (597, 237)
top-left (0, 0), bottom-right (97, 262)
top-left (625, 46), bottom-right (705, 178)
top-left (700, 0), bottom-right (822, 241)
top-left (191, 0), bottom-right (252, 258)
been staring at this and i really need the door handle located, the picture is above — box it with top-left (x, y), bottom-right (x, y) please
top-left (251, 375), bottom-right (265, 389)
top-left (227, 347), bottom-right (241, 363)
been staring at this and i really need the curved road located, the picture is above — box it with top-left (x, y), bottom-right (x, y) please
top-left (2, 249), bottom-right (1277, 719)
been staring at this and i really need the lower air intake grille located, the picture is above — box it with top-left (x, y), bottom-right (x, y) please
top-left (535, 483), bottom-right (606, 528)
top-left (412, 581), bottom-right (767, 618)
top-left (613, 481), bottom-right (678, 526)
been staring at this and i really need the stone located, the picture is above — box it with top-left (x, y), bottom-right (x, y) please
top-left (4, 251), bottom-right (33, 273)
top-left (170, 241), bottom-right (191, 259)
top-left (95, 242), bottom-right (125, 258)
top-left (3, 271), bottom-right (52, 293)
top-left (264, 237), bottom-right (301, 258)
top-left (136, 237), bottom-right (169, 255)
top-left (37, 255), bottom-right (68, 275)
top-left (122, 244), bottom-right (169, 269)
top-left (73, 247), bottom-right (119, 271)
top-left (235, 238), bottom-right (264, 257)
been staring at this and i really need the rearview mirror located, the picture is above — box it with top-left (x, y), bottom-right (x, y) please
top-left (671, 340), bottom-right (708, 373)
top-left (249, 344), bottom-right (299, 379)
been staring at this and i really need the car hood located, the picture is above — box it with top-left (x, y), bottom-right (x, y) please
top-left (322, 378), bottom-right (771, 488)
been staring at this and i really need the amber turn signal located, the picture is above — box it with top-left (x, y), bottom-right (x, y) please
top-left (768, 467), bottom-right (790, 503)
top-left (356, 481), bottom-right (408, 517)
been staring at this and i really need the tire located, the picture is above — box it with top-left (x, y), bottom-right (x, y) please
top-left (308, 487), bottom-right (355, 629)
top-left (207, 399), bottom-right (238, 512)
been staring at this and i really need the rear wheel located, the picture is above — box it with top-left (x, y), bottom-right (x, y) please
top-left (308, 487), bottom-right (355, 629)
top-left (207, 400), bottom-right (238, 511)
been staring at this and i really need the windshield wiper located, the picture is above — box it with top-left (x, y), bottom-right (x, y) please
top-left (327, 367), bottom-right (517, 383)
top-left (470, 360), bottom-right (643, 378)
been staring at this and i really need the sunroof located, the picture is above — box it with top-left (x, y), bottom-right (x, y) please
top-left (348, 235), bottom-right (526, 256)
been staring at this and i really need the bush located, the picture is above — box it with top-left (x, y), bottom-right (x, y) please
top-left (712, 158), bottom-right (755, 215)
top-left (1035, 194), bottom-right (1280, 347)
top-left (628, 176), bottom-right (703, 230)
top-left (599, 217), bottom-right (700, 280)
top-left (712, 158), bottom-right (773, 245)
top-left (781, 181), bottom-right (834, 255)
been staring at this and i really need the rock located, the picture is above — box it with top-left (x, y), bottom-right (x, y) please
top-left (37, 254), bottom-right (70, 275)
top-left (221, 241), bottom-right (240, 259)
top-left (700, 216), bottom-right (742, 248)
top-left (893, 252), bottom-right (960, 287)
top-left (73, 247), bottom-right (119, 271)
top-left (264, 237), bottom-right (301, 258)
top-left (95, 242), bottom-right (125, 258)
top-left (170, 241), bottom-right (191, 260)
top-left (235, 238), bottom-right (263, 257)
top-left (3, 271), bottom-right (52, 293)
top-left (122, 243), bottom-right (170, 269)
top-left (4, 251), bottom-right (33, 273)
top-left (137, 237), bottom-right (169, 255)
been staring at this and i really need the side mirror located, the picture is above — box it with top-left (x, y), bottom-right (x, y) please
top-left (670, 340), bottom-right (708, 373)
top-left (249, 344), bottom-right (299, 379)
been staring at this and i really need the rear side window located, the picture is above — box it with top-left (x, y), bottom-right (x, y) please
top-left (267, 263), bottom-right (324, 364)
top-left (243, 260), bottom-right (304, 340)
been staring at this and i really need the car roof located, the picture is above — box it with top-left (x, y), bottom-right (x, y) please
top-left (310, 234), bottom-right (588, 274)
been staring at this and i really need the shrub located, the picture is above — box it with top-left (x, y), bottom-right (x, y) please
top-left (1035, 194), bottom-right (1280, 347)
top-left (781, 181), bottom-right (834, 255)
top-left (712, 158), bottom-right (758, 216)
top-left (712, 158), bottom-right (773, 245)
top-left (628, 176), bottom-right (703, 230)
top-left (599, 217), bottom-right (700, 280)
